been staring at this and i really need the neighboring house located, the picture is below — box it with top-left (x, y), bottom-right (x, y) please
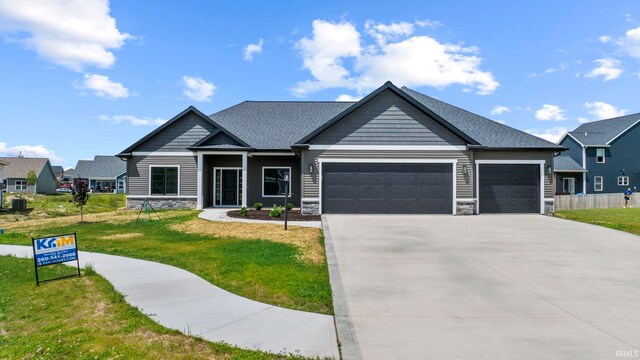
top-left (52, 165), bottom-right (65, 180)
top-left (117, 82), bottom-right (564, 215)
top-left (0, 159), bottom-right (6, 192)
top-left (74, 156), bottom-right (127, 193)
top-left (555, 112), bottom-right (640, 194)
top-left (0, 157), bottom-right (57, 194)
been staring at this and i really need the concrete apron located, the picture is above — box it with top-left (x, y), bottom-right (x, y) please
top-left (0, 244), bottom-right (339, 359)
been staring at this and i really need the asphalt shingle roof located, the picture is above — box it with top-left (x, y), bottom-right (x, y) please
top-left (401, 87), bottom-right (564, 149)
top-left (0, 157), bottom-right (51, 179)
top-left (568, 112), bottom-right (640, 145)
top-left (209, 101), bottom-right (355, 150)
top-left (553, 155), bottom-right (586, 172)
top-left (74, 156), bottom-right (126, 178)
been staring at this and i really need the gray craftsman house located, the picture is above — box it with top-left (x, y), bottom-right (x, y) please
top-left (0, 157), bottom-right (57, 194)
top-left (555, 112), bottom-right (640, 194)
top-left (118, 82), bottom-right (564, 214)
top-left (74, 155), bottom-right (127, 193)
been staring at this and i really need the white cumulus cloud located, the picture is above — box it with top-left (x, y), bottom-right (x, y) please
top-left (525, 127), bottom-right (568, 143)
top-left (243, 38), bottom-right (264, 61)
top-left (0, 142), bottom-right (63, 162)
top-left (0, 0), bottom-right (131, 71)
top-left (535, 104), bottom-right (567, 121)
top-left (618, 26), bottom-right (640, 58)
top-left (585, 58), bottom-right (622, 81)
top-left (98, 114), bottom-right (166, 126)
top-left (182, 76), bottom-right (216, 102)
top-left (335, 94), bottom-right (362, 101)
top-left (584, 101), bottom-right (628, 120)
top-left (490, 105), bottom-right (510, 116)
top-left (293, 19), bottom-right (498, 97)
top-left (79, 73), bottom-right (129, 99)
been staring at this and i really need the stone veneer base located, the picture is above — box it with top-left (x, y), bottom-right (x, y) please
top-left (126, 197), bottom-right (197, 210)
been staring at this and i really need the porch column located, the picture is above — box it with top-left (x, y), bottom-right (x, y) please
top-left (241, 152), bottom-right (248, 207)
top-left (196, 152), bottom-right (203, 209)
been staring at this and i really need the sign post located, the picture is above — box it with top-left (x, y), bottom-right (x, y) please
top-left (32, 233), bottom-right (81, 285)
top-left (283, 174), bottom-right (289, 231)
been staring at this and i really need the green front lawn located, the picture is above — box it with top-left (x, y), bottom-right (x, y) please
top-left (1, 193), bottom-right (125, 222)
top-left (0, 256), bottom-right (298, 359)
top-left (556, 208), bottom-right (640, 236)
top-left (0, 211), bottom-right (333, 314)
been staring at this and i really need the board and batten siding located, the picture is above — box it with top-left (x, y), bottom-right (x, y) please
top-left (127, 155), bottom-right (197, 196)
top-left (309, 89), bottom-right (466, 146)
top-left (301, 150), bottom-right (473, 199)
top-left (134, 112), bottom-right (217, 152)
top-left (474, 151), bottom-right (554, 198)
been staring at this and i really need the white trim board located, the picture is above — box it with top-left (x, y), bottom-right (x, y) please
top-left (475, 161), bottom-right (546, 215)
top-left (308, 145), bottom-right (467, 151)
top-left (317, 159), bottom-right (457, 215)
top-left (132, 151), bottom-right (195, 156)
top-left (317, 158), bottom-right (458, 164)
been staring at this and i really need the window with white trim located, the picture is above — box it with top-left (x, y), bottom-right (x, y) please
top-left (150, 167), bottom-right (178, 195)
top-left (262, 167), bottom-right (291, 197)
top-left (618, 176), bottom-right (629, 186)
top-left (15, 180), bottom-right (27, 190)
top-left (596, 148), bottom-right (605, 163)
top-left (594, 176), bottom-right (603, 192)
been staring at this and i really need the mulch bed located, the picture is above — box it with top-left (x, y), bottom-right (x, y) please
top-left (227, 209), bottom-right (321, 221)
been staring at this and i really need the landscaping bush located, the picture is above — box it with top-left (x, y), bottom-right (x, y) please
top-left (253, 202), bottom-right (264, 210)
top-left (286, 203), bottom-right (294, 211)
top-left (269, 204), bottom-right (282, 218)
top-left (239, 206), bottom-right (249, 216)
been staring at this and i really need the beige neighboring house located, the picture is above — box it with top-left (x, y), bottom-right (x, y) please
top-left (0, 159), bottom-right (7, 192)
top-left (0, 157), bottom-right (57, 194)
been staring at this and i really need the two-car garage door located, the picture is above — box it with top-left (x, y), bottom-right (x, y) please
top-left (321, 162), bottom-right (541, 214)
top-left (322, 163), bottom-right (453, 214)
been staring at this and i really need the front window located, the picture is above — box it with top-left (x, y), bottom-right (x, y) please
top-left (151, 167), bottom-right (178, 195)
top-left (596, 148), bottom-right (605, 163)
top-left (594, 176), bottom-right (603, 192)
top-left (618, 176), bottom-right (629, 186)
top-left (262, 167), bottom-right (291, 197)
top-left (15, 180), bottom-right (27, 190)
top-left (118, 180), bottom-right (125, 191)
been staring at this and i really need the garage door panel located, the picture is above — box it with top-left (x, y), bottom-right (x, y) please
top-left (479, 164), bottom-right (539, 214)
top-left (322, 163), bottom-right (453, 214)
top-left (324, 186), bottom-right (356, 200)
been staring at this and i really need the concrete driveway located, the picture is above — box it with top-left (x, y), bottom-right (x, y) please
top-left (323, 215), bottom-right (640, 360)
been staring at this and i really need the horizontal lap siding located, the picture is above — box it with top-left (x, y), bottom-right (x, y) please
top-left (474, 151), bottom-right (554, 198)
top-left (310, 90), bottom-right (466, 146)
top-left (127, 155), bottom-right (197, 196)
top-left (135, 112), bottom-right (216, 152)
top-left (302, 150), bottom-right (473, 199)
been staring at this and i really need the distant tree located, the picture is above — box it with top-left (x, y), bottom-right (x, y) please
top-left (26, 170), bottom-right (37, 190)
top-left (73, 177), bottom-right (91, 222)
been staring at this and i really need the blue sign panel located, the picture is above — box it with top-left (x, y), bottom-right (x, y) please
top-left (32, 234), bottom-right (78, 267)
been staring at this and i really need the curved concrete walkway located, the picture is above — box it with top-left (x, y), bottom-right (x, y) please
top-left (0, 244), bottom-right (338, 358)
top-left (199, 208), bottom-right (322, 228)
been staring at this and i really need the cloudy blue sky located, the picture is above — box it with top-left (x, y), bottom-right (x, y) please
top-left (1, 0), bottom-right (639, 168)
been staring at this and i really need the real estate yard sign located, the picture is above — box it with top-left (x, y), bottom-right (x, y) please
top-left (32, 233), bottom-right (81, 285)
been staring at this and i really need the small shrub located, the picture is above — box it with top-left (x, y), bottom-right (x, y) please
top-left (269, 204), bottom-right (282, 218)
top-left (286, 203), bottom-right (294, 211)
top-left (239, 206), bottom-right (249, 216)
top-left (253, 202), bottom-right (264, 210)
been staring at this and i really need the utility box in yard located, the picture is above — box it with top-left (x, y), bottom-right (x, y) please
top-left (11, 198), bottom-right (27, 211)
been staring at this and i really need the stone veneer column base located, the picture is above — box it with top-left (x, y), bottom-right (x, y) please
top-left (544, 199), bottom-right (554, 216)
top-left (455, 199), bottom-right (476, 215)
top-left (301, 199), bottom-right (320, 215)
top-left (126, 197), bottom-right (197, 210)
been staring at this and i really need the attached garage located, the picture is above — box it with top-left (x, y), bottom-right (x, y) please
top-left (477, 162), bottom-right (542, 214)
top-left (321, 162), bottom-right (454, 214)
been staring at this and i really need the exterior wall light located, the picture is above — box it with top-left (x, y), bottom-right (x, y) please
top-left (546, 165), bottom-right (552, 175)
top-left (462, 164), bottom-right (468, 175)
top-left (309, 164), bottom-right (314, 174)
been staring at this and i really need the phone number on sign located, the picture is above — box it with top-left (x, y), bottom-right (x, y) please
top-left (36, 251), bottom-right (77, 265)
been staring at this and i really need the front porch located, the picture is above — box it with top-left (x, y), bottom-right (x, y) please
top-left (196, 151), bottom-right (301, 210)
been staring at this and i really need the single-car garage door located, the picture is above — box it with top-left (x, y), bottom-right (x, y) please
top-left (322, 163), bottom-right (453, 214)
top-left (478, 164), bottom-right (540, 213)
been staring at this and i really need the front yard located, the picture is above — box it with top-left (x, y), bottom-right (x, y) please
top-left (555, 207), bottom-right (640, 236)
top-left (0, 193), bottom-right (126, 222)
top-left (0, 210), bottom-right (332, 315)
top-left (0, 256), bottom-right (299, 359)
